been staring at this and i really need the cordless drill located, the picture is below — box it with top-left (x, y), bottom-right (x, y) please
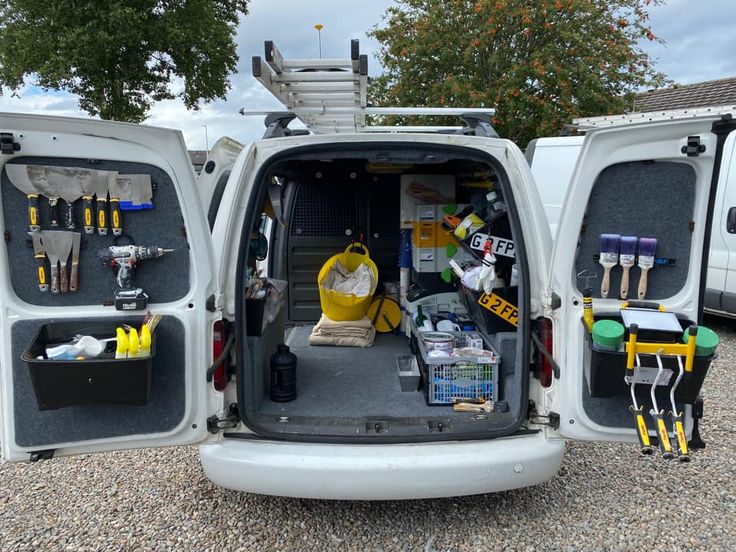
top-left (98, 245), bottom-right (174, 310)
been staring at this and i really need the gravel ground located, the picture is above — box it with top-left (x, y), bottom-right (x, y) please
top-left (1, 316), bottom-right (735, 551)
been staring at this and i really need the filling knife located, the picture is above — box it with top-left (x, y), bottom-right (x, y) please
top-left (6, 164), bottom-right (41, 232)
top-left (29, 232), bottom-right (49, 292)
top-left (70, 232), bottom-right (81, 292)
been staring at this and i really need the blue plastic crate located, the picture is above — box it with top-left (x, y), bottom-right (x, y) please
top-left (427, 363), bottom-right (495, 405)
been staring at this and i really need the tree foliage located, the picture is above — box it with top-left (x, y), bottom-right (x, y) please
top-left (369, 0), bottom-right (667, 145)
top-left (0, 0), bottom-right (249, 122)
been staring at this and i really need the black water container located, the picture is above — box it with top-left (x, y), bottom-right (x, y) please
top-left (270, 344), bottom-right (297, 402)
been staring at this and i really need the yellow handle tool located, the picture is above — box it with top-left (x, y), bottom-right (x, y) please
top-left (625, 324), bottom-right (638, 377)
top-left (671, 412), bottom-right (690, 462)
top-left (685, 325), bottom-right (697, 374)
top-left (653, 411), bottom-right (674, 459)
top-left (630, 406), bottom-right (653, 454)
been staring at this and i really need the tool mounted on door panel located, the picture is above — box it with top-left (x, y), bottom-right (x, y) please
top-left (98, 245), bottom-right (174, 310)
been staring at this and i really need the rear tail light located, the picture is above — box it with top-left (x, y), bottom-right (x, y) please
top-left (538, 317), bottom-right (554, 387)
top-left (212, 320), bottom-right (227, 391)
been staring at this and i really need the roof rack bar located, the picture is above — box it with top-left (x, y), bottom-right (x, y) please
top-left (572, 105), bottom-right (736, 129)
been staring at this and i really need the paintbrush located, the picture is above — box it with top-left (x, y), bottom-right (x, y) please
top-left (598, 233), bottom-right (621, 298)
top-left (637, 237), bottom-right (657, 300)
top-left (619, 236), bottom-right (638, 299)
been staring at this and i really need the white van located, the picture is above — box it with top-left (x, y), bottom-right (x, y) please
top-left (0, 110), bottom-right (728, 499)
top-left (527, 124), bottom-right (736, 318)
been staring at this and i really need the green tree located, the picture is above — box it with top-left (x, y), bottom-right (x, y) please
top-left (369, 0), bottom-right (668, 145)
top-left (0, 0), bottom-right (248, 122)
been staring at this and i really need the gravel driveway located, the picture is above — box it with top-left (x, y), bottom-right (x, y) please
top-left (2, 316), bottom-right (735, 551)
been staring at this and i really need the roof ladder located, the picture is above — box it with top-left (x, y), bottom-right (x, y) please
top-left (244, 39), bottom-right (496, 136)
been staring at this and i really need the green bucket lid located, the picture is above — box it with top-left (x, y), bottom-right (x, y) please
top-left (592, 320), bottom-right (625, 349)
top-left (683, 326), bottom-right (719, 356)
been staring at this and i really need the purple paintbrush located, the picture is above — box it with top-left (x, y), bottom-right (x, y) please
top-left (637, 237), bottom-right (657, 300)
top-left (599, 233), bottom-right (621, 298)
top-left (619, 236), bottom-right (638, 299)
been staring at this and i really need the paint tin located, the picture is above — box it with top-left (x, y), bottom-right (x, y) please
top-left (421, 332), bottom-right (455, 353)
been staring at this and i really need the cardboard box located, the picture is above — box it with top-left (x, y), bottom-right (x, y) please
top-left (400, 175), bottom-right (455, 228)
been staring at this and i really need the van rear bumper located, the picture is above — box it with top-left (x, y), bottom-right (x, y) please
top-left (199, 433), bottom-right (565, 500)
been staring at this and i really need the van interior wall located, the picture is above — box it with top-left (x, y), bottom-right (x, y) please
top-left (1, 159), bottom-right (190, 447)
top-left (243, 154), bottom-right (528, 439)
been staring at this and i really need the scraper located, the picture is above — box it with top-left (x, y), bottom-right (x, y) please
top-left (108, 176), bottom-right (123, 236)
top-left (30, 232), bottom-right (48, 291)
top-left (5, 164), bottom-right (42, 232)
top-left (69, 232), bottom-right (81, 292)
top-left (41, 230), bottom-right (73, 293)
top-left (28, 165), bottom-right (61, 227)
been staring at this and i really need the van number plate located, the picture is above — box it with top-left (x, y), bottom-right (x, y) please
top-left (478, 293), bottom-right (518, 327)
top-left (469, 233), bottom-right (515, 258)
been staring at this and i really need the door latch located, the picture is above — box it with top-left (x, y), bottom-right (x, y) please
top-left (727, 207), bottom-right (736, 234)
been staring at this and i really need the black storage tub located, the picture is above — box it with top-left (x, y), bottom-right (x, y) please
top-left (584, 317), bottom-right (713, 404)
top-left (22, 320), bottom-right (155, 410)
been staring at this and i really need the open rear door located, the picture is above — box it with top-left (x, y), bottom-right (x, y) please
top-left (545, 114), bottom-right (735, 448)
top-left (0, 113), bottom-right (221, 462)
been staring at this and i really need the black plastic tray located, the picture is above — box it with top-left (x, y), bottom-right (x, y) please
top-left (585, 317), bottom-right (712, 404)
top-left (22, 320), bottom-right (155, 410)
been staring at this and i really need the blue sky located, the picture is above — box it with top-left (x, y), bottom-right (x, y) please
top-left (1, 0), bottom-right (734, 149)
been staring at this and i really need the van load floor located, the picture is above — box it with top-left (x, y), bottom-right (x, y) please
top-left (258, 325), bottom-right (477, 419)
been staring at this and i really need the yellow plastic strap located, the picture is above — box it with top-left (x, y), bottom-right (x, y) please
top-left (626, 332), bottom-right (638, 371)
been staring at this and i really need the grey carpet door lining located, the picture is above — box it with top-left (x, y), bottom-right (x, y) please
top-left (574, 161), bottom-right (696, 300)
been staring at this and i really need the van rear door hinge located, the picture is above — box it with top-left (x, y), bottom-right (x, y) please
top-left (206, 291), bottom-right (223, 312)
top-left (542, 290), bottom-right (561, 311)
top-left (0, 132), bottom-right (21, 155)
top-left (29, 449), bottom-right (55, 462)
top-left (207, 403), bottom-right (240, 433)
top-left (528, 401), bottom-right (560, 429)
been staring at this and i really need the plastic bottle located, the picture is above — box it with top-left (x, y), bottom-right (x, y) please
top-left (140, 324), bottom-right (152, 357)
top-left (270, 344), bottom-right (297, 402)
top-left (582, 288), bottom-right (594, 333)
top-left (413, 305), bottom-right (434, 332)
top-left (128, 327), bottom-right (140, 358)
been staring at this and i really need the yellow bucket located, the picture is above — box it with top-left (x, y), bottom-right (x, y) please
top-left (318, 243), bottom-right (379, 321)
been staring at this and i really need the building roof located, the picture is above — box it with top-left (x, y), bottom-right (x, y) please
top-left (634, 77), bottom-right (736, 112)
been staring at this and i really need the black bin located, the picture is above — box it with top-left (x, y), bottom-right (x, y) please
top-left (22, 320), bottom-right (155, 410)
top-left (585, 317), bottom-right (713, 404)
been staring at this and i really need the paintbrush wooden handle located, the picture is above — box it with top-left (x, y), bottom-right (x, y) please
top-left (638, 268), bottom-right (650, 300)
top-left (620, 266), bottom-right (631, 299)
top-left (601, 266), bottom-right (612, 298)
